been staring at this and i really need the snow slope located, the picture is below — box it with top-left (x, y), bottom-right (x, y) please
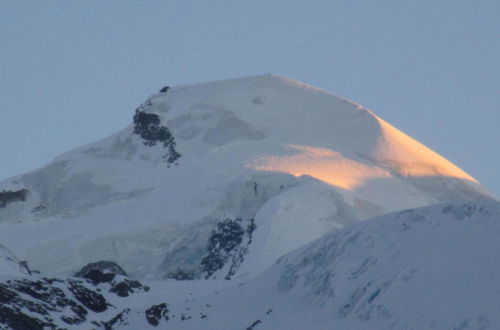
top-left (0, 244), bottom-right (31, 277)
top-left (130, 200), bottom-right (499, 330)
top-left (2, 200), bottom-right (497, 329)
top-left (0, 74), bottom-right (493, 280)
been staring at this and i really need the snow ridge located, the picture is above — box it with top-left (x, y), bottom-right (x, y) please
top-left (152, 200), bottom-right (500, 330)
top-left (2, 200), bottom-right (497, 329)
top-left (0, 75), bottom-right (497, 329)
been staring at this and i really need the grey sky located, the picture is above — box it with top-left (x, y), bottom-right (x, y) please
top-left (1, 1), bottom-right (499, 196)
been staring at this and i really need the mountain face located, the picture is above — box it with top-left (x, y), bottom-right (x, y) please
top-left (0, 74), bottom-right (498, 329)
top-left (147, 200), bottom-right (500, 330)
top-left (1, 201), bottom-right (499, 329)
top-left (0, 75), bottom-right (492, 282)
top-left (0, 254), bottom-right (151, 329)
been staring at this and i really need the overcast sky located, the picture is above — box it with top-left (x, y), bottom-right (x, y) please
top-left (1, 1), bottom-right (499, 197)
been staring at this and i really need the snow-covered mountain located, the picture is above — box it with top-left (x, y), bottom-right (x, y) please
top-left (1, 75), bottom-right (498, 329)
top-left (1, 201), bottom-right (499, 329)
top-left (137, 200), bottom-right (500, 330)
top-left (0, 74), bottom-right (492, 283)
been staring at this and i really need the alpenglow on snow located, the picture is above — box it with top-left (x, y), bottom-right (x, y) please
top-left (0, 74), bottom-right (492, 282)
top-left (1, 74), bottom-right (498, 330)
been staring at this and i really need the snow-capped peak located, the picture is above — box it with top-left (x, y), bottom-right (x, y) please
top-left (0, 75), bottom-right (493, 281)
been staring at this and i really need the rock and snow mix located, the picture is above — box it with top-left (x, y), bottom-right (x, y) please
top-left (1, 201), bottom-right (499, 329)
top-left (0, 245), bottom-right (31, 277)
top-left (0, 75), bottom-right (497, 329)
top-left (150, 201), bottom-right (500, 330)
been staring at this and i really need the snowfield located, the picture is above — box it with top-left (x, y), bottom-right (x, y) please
top-left (150, 200), bottom-right (500, 330)
top-left (1, 200), bottom-right (499, 329)
top-left (0, 75), bottom-right (498, 329)
top-left (0, 245), bottom-right (31, 277)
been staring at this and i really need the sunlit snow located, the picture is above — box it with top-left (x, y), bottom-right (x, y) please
top-left (0, 74), bottom-right (492, 281)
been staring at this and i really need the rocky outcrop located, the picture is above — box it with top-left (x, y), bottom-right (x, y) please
top-left (145, 303), bottom-right (169, 326)
top-left (0, 189), bottom-right (28, 208)
top-left (74, 260), bottom-right (128, 279)
top-left (133, 107), bottom-right (181, 164)
top-left (159, 86), bottom-right (170, 93)
top-left (0, 257), bottom-right (150, 329)
top-left (201, 218), bottom-right (256, 279)
top-left (74, 261), bottom-right (147, 297)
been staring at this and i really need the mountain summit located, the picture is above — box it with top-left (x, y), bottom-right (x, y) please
top-left (0, 74), bottom-right (492, 280)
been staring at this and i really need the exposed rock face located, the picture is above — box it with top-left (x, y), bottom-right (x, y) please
top-left (0, 273), bottom-right (149, 329)
top-left (133, 108), bottom-right (181, 164)
top-left (145, 303), bottom-right (169, 326)
top-left (160, 217), bottom-right (257, 281)
top-left (0, 248), bottom-right (159, 329)
top-left (75, 260), bottom-right (128, 279)
top-left (109, 278), bottom-right (146, 298)
top-left (201, 218), bottom-right (256, 279)
top-left (74, 261), bottom-right (147, 298)
top-left (159, 86), bottom-right (170, 93)
top-left (0, 277), bottom-right (101, 329)
top-left (0, 189), bottom-right (28, 208)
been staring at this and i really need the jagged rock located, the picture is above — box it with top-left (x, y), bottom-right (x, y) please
top-left (0, 278), bottom-right (89, 329)
top-left (201, 219), bottom-right (244, 278)
top-left (145, 303), bottom-right (169, 326)
top-left (80, 269), bottom-right (116, 284)
top-left (75, 261), bottom-right (149, 297)
top-left (102, 308), bottom-right (131, 329)
top-left (68, 279), bottom-right (108, 313)
top-left (164, 143), bottom-right (181, 164)
top-left (0, 189), bottom-right (28, 208)
top-left (0, 272), bottom-right (150, 329)
top-left (201, 218), bottom-right (256, 279)
top-left (0, 304), bottom-right (49, 330)
top-left (132, 109), bottom-right (181, 163)
top-left (74, 260), bottom-right (128, 283)
top-left (159, 86), bottom-right (170, 93)
top-left (110, 278), bottom-right (147, 297)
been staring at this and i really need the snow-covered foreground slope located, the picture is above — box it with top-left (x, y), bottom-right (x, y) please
top-left (126, 200), bottom-right (500, 330)
top-left (0, 74), bottom-right (493, 281)
top-left (1, 200), bottom-right (498, 329)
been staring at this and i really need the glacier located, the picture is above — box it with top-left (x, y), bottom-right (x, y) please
top-left (0, 74), bottom-right (491, 281)
top-left (1, 200), bottom-right (499, 329)
top-left (0, 74), bottom-right (498, 329)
